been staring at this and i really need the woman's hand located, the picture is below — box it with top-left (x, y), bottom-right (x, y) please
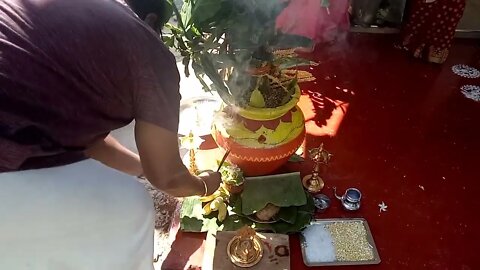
top-left (197, 171), bottom-right (222, 196)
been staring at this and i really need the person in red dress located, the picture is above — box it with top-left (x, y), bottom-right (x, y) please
top-left (398, 0), bottom-right (466, 63)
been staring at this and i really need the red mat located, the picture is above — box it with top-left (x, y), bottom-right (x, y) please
top-left (163, 33), bottom-right (480, 270)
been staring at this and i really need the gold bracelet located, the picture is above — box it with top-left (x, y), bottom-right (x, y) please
top-left (200, 178), bottom-right (208, 197)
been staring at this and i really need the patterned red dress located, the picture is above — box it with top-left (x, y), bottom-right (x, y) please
top-left (399, 0), bottom-right (466, 63)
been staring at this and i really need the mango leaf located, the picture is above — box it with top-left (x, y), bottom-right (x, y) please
top-left (192, 60), bottom-right (212, 92)
top-left (166, 0), bottom-right (186, 32)
top-left (175, 37), bottom-right (188, 51)
top-left (288, 154), bottom-right (305, 163)
top-left (185, 28), bottom-right (201, 41)
top-left (193, 71), bottom-right (211, 92)
top-left (274, 32), bottom-right (315, 49)
top-left (287, 77), bottom-right (298, 93)
top-left (191, 0), bottom-right (224, 25)
top-left (164, 23), bottom-right (183, 34)
top-left (241, 172), bottom-right (307, 216)
top-left (201, 34), bottom-right (219, 50)
top-left (275, 57), bottom-right (317, 70)
top-left (279, 78), bottom-right (297, 106)
top-left (180, 0), bottom-right (193, 26)
top-left (158, 0), bottom-right (174, 28)
top-left (249, 88), bottom-right (265, 108)
top-left (209, 54), bottom-right (237, 69)
top-left (199, 54), bottom-right (233, 104)
top-left (162, 35), bottom-right (175, 47)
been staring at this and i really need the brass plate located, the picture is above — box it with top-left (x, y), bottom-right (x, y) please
top-left (227, 236), bottom-right (264, 268)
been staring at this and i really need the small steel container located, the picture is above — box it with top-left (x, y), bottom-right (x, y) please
top-left (334, 187), bottom-right (362, 211)
top-left (313, 194), bottom-right (331, 212)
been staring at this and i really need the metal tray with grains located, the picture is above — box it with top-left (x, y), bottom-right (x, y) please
top-left (300, 218), bottom-right (381, 266)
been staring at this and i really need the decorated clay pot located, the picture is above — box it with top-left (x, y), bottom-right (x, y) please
top-left (212, 85), bottom-right (305, 176)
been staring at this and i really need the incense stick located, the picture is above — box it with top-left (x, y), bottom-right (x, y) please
top-left (217, 150), bottom-right (231, 172)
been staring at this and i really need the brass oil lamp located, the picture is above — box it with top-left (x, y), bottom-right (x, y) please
top-left (302, 143), bottom-right (333, 193)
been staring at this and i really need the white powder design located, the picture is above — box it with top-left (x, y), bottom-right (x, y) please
top-left (461, 85), bottom-right (480, 102)
top-left (452, 65), bottom-right (480, 79)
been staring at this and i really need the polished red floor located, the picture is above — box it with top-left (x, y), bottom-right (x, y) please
top-left (294, 33), bottom-right (480, 270)
top-left (164, 34), bottom-right (480, 270)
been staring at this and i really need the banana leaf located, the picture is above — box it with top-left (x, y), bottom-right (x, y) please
top-left (180, 196), bottom-right (251, 232)
top-left (253, 194), bottom-right (314, 234)
top-left (180, 192), bottom-right (314, 234)
top-left (260, 210), bottom-right (312, 234)
top-left (241, 172), bottom-right (307, 216)
top-left (277, 206), bottom-right (298, 224)
top-left (231, 194), bottom-right (297, 225)
top-left (180, 196), bottom-right (218, 232)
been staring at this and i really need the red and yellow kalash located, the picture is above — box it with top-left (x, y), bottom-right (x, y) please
top-left (212, 85), bottom-right (305, 176)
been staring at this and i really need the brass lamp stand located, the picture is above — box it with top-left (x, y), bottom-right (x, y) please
top-left (302, 143), bottom-right (333, 193)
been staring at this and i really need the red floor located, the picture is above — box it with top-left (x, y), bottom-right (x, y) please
top-left (165, 34), bottom-right (480, 270)
top-left (296, 34), bottom-right (480, 270)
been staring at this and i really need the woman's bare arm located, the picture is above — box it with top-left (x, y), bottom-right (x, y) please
top-left (85, 134), bottom-right (143, 177)
top-left (134, 120), bottom-right (221, 197)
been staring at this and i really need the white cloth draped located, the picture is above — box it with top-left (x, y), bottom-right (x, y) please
top-left (0, 159), bottom-right (155, 270)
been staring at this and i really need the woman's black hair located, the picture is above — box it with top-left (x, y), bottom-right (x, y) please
top-left (126, 0), bottom-right (171, 31)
